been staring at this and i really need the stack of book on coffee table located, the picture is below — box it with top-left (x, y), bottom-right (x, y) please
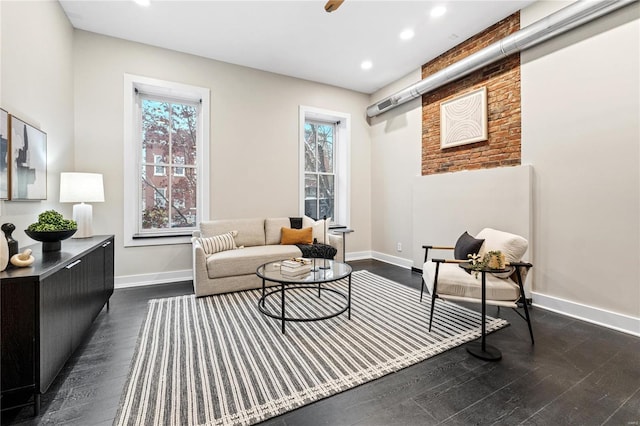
top-left (280, 258), bottom-right (312, 277)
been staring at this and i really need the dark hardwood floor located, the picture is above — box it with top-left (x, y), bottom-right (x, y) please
top-left (3, 259), bottom-right (639, 425)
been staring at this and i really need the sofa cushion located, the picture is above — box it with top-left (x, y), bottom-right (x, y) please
top-left (206, 245), bottom-right (302, 279)
top-left (200, 218), bottom-right (265, 247)
top-left (197, 231), bottom-right (238, 255)
top-left (265, 217), bottom-right (290, 245)
top-left (423, 262), bottom-right (520, 302)
top-left (280, 227), bottom-right (313, 245)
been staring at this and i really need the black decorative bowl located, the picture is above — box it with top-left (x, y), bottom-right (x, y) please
top-left (25, 229), bottom-right (77, 252)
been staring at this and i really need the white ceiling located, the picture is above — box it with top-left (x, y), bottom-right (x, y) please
top-left (59, 0), bottom-right (534, 94)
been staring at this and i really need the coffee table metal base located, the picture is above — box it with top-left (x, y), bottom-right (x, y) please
top-left (258, 282), bottom-right (350, 334)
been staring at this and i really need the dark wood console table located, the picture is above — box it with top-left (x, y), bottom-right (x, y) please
top-left (1, 235), bottom-right (115, 415)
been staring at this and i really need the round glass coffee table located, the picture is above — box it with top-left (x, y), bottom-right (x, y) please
top-left (256, 259), bottom-right (352, 334)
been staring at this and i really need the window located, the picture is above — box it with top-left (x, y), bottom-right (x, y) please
top-left (153, 187), bottom-right (167, 208)
top-left (174, 156), bottom-right (185, 177)
top-left (299, 106), bottom-right (350, 226)
top-left (304, 121), bottom-right (335, 220)
top-left (153, 154), bottom-right (165, 176)
top-left (124, 74), bottom-right (210, 247)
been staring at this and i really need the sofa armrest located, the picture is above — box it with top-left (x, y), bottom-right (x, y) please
top-left (192, 230), bottom-right (202, 238)
top-left (328, 233), bottom-right (343, 262)
top-left (191, 237), bottom-right (209, 294)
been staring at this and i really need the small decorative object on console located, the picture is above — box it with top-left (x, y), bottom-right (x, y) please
top-left (1, 223), bottom-right (19, 260)
top-left (10, 248), bottom-right (35, 267)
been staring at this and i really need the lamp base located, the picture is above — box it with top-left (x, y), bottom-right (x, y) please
top-left (72, 203), bottom-right (93, 238)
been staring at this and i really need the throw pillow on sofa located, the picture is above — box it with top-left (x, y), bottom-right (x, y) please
top-left (198, 231), bottom-right (238, 255)
top-left (280, 227), bottom-right (313, 245)
top-left (301, 216), bottom-right (331, 244)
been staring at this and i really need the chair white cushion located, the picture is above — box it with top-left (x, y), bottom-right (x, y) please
top-left (476, 228), bottom-right (528, 279)
top-left (423, 262), bottom-right (520, 302)
top-left (476, 228), bottom-right (528, 263)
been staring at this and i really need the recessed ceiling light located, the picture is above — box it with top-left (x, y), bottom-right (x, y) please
top-left (361, 60), bottom-right (373, 70)
top-left (430, 6), bottom-right (446, 18)
top-left (399, 29), bottom-right (415, 41)
top-left (133, 0), bottom-right (150, 7)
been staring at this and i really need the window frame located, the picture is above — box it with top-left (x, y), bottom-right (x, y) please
top-left (299, 106), bottom-right (350, 227)
top-left (123, 74), bottom-right (210, 247)
top-left (304, 120), bottom-right (337, 221)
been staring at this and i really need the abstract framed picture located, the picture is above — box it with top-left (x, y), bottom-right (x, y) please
top-left (9, 115), bottom-right (47, 200)
top-left (0, 109), bottom-right (8, 200)
top-left (440, 86), bottom-right (488, 149)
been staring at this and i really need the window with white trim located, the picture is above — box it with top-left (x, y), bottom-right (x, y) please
top-left (174, 156), bottom-right (186, 177)
top-left (153, 154), bottom-right (165, 176)
top-left (124, 74), bottom-right (210, 247)
top-left (299, 106), bottom-right (350, 226)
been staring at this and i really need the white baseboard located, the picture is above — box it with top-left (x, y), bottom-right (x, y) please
top-left (346, 250), bottom-right (373, 262)
top-left (371, 251), bottom-right (413, 269)
top-left (532, 291), bottom-right (640, 337)
top-left (115, 269), bottom-right (192, 289)
top-left (114, 252), bottom-right (412, 289)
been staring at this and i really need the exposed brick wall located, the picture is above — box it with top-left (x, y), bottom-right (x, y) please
top-left (422, 13), bottom-right (521, 176)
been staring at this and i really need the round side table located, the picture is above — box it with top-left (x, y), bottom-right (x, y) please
top-left (330, 228), bottom-right (353, 263)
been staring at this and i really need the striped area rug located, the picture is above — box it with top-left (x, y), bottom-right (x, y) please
top-left (114, 270), bottom-right (508, 426)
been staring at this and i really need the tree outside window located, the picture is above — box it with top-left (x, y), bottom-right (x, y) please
top-left (304, 121), bottom-right (335, 220)
top-left (140, 97), bottom-right (198, 231)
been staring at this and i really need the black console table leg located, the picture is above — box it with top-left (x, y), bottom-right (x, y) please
top-left (34, 393), bottom-right (40, 416)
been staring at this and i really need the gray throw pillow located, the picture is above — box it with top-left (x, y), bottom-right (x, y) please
top-left (454, 231), bottom-right (485, 261)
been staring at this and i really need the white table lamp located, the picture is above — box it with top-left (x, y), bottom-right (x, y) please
top-left (60, 172), bottom-right (105, 238)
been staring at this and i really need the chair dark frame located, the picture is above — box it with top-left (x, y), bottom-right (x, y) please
top-left (420, 245), bottom-right (535, 345)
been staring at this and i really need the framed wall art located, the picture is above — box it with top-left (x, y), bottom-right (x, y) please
top-left (440, 87), bottom-right (488, 149)
top-left (0, 109), bottom-right (8, 200)
top-left (9, 115), bottom-right (47, 200)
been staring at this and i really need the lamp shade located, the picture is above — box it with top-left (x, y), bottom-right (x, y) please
top-left (60, 172), bottom-right (105, 203)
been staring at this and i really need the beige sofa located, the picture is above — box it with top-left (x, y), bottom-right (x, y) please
top-left (192, 217), bottom-right (343, 297)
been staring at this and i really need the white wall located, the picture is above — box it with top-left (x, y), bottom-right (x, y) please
top-left (0, 1), bottom-right (75, 244)
top-left (521, 1), bottom-right (640, 327)
top-left (73, 30), bottom-right (371, 282)
top-left (369, 69), bottom-right (422, 268)
top-left (369, 1), bottom-right (640, 334)
top-left (411, 165), bottom-right (533, 284)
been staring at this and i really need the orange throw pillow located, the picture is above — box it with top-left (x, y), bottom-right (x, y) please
top-left (280, 227), bottom-right (313, 245)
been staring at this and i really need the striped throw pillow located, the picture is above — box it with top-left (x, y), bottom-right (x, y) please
top-left (198, 231), bottom-right (238, 255)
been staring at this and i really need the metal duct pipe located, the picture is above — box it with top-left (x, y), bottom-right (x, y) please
top-left (367, 0), bottom-right (637, 117)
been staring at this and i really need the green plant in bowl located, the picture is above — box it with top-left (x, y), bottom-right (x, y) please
top-left (25, 210), bottom-right (77, 251)
top-left (27, 210), bottom-right (77, 232)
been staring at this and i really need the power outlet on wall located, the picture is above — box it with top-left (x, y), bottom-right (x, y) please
top-left (397, 242), bottom-right (402, 252)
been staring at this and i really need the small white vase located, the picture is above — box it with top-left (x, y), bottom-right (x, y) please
top-left (0, 234), bottom-right (9, 272)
